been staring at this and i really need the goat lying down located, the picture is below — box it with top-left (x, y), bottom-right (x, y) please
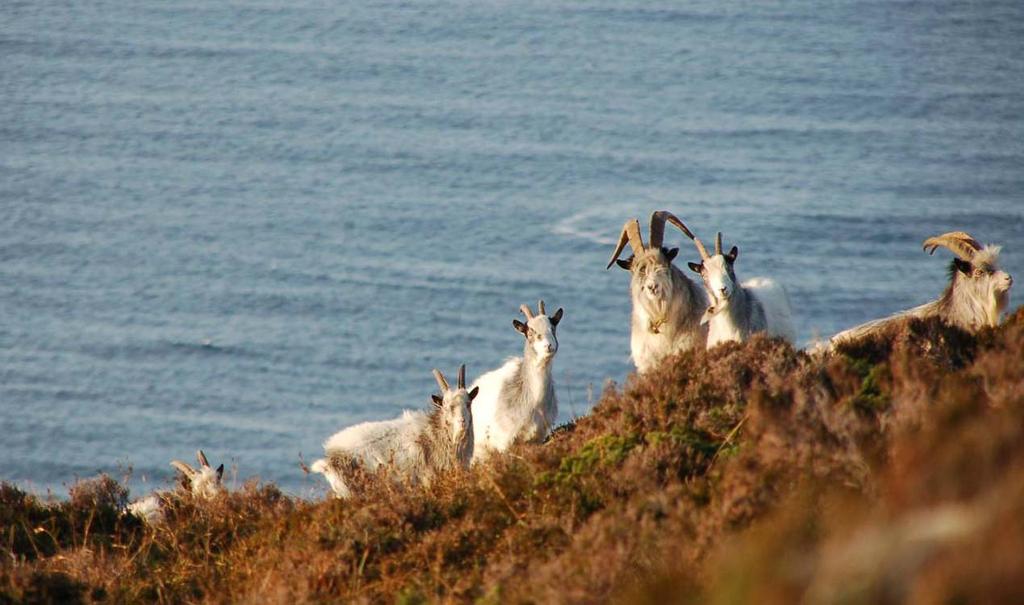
top-left (830, 231), bottom-right (1013, 347)
top-left (607, 210), bottom-right (709, 373)
top-left (312, 365), bottom-right (477, 498)
top-left (687, 232), bottom-right (796, 349)
top-left (470, 301), bottom-right (562, 463)
top-left (127, 450), bottom-right (225, 524)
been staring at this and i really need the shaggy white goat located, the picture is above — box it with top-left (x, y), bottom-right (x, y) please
top-left (830, 231), bottom-right (1013, 346)
top-left (311, 365), bottom-right (477, 498)
top-left (687, 232), bottom-right (796, 349)
top-left (608, 210), bottom-right (709, 373)
top-left (470, 301), bottom-right (562, 463)
top-left (126, 450), bottom-right (225, 524)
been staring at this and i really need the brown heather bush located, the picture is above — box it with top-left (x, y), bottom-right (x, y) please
top-left (3, 308), bottom-right (1023, 604)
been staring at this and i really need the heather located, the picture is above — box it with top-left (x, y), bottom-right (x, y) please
top-left (4, 308), bottom-right (1023, 604)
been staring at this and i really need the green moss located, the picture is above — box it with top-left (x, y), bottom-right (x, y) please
top-left (553, 433), bottom-right (641, 483)
top-left (849, 361), bottom-right (892, 413)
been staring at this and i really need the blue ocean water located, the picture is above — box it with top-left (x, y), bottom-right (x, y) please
top-left (2, 0), bottom-right (1022, 497)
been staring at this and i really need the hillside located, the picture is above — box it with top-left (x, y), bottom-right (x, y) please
top-left (3, 308), bottom-right (1024, 604)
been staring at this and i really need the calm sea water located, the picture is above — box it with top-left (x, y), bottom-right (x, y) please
top-left (3, 0), bottom-right (1022, 497)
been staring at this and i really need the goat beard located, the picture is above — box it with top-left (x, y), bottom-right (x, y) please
top-left (991, 288), bottom-right (1011, 325)
top-left (455, 437), bottom-right (473, 467)
top-left (642, 299), bottom-right (669, 333)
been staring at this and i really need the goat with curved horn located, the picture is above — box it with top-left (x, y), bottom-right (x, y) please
top-left (830, 230), bottom-right (1012, 347)
top-left (608, 209), bottom-right (710, 373)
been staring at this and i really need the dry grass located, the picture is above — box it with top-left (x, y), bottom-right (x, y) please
top-left (3, 308), bottom-right (1023, 604)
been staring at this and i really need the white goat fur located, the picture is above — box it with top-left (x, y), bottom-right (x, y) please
top-left (312, 366), bottom-right (476, 498)
top-left (127, 450), bottom-right (225, 524)
top-left (689, 234), bottom-right (796, 349)
top-left (830, 234), bottom-right (1012, 347)
top-left (470, 301), bottom-right (561, 463)
top-left (608, 211), bottom-right (709, 374)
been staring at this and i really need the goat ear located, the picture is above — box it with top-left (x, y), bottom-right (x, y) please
top-left (215, 464), bottom-right (224, 482)
top-left (664, 247), bottom-right (678, 261)
top-left (727, 246), bottom-right (739, 262)
top-left (615, 258), bottom-right (633, 271)
top-left (550, 308), bottom-right (563, 326)
top-left (512, 319), bottom-right (529, 335)
top-left (431, 394), bottom-right (443, 407)
top-left (953, 258), bottom-right (972, 275)
top-left (468, 386), bottom-right (479, 402)
top-left (687, 262), bottom-right (703, 274)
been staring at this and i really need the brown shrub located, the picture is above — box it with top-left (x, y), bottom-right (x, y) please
top-left (3, 309), bottom-right (1022, 603)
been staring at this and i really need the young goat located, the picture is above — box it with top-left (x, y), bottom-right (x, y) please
top-left (688, 232), bottom-right (796, 349)
top-left (311, 366), bottom-right (477, 498)
top-left (126, 450), bottom-right (225, 524)
top-left (608, 210), bottom-right (709, 373)
top-left (470, 301), bottom-right (562, 463)
top-left (830, 231), bottom-right (1013, 346)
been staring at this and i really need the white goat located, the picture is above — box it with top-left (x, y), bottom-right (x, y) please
top-left (311, 365), bottom-right (477, 498)
top-left (830, 231), bottom-right (1013, 347)
top-left (126, 450), bottom-right (225, 524)
top-left (470, 301), bottom-right (562, 464)
top-left (686, 231), bottom-right (796, 349)
top-left (608, 210), bottom-right (710, 373)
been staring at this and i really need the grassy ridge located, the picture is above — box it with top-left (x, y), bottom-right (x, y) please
top-left (3, 308), bottom-right (1023, 604)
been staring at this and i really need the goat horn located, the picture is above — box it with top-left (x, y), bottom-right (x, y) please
top-left (520, 304), bottom-right (534, 320)
top-left (715, 232), bottom-right (723, 256)
top-left (171, 460), bottom-right (196, 478)
top-left (196, 450), bottom-right (210, 468)
top-left (432, 369), bottom-right (449, 392)
top-left (649, 210), bottom-right (696, 249)
top-left (537, 300), bottom-right (546, 315)
top-left (922, 231), bottom-right (982, 262)
top-left (457, 364), bottom-right (466, 389)
top-left (606, 218), bottom-right (645, 269)
top-left (693, 237), bottom-right (711, 260)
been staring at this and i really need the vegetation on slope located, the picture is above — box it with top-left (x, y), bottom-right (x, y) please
top-left (3, 308), bottom-right (1023, 604)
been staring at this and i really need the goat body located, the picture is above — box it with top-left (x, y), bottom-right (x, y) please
top-left (313, 366), bottom-right (475, 498)
top-left (703, 276), bottom-right (795, 348)
top-left (609, 211), bottom-right (709, 373)
top-left (831, 234), bottom-right (1012, 347)
top-left (690, 233), bottom-right (795, 349)
top-left (470, 301), bottom-right (561, 463)
top-left (126, 450), bottom-right (225, 524)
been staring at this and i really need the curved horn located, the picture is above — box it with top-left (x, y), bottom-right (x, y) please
top-left (606, 218), bottom-right (645, 269)
top-left (649, 210), bottom-right (696, 249)
top-left (432, 369), bottom-right (449, 392)
top-left (171, 460), bottom-right (196, 479)
top-left (715, 232), bottom-right (723, 256)
top-left (520, 304), bottom-right (534, 320)
top-left (537, 300), bottom-right (546, 315)
top-left (922, 231), bottom-right (983, 262)
top-left (196, 450), bottom-right (210, 468)
top-left (457, 364), bottom-right (466, 389)
top-left (693, 237), bottom-right (711, 260)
